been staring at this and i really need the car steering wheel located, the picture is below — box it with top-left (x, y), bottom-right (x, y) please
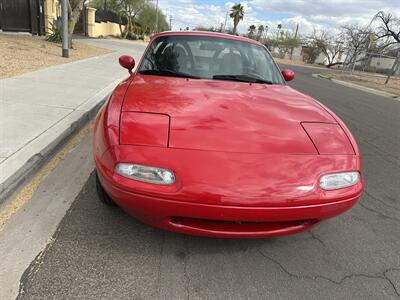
top-left (211, 47), bottom-right (242, 74)
top-left (173, 42), bottom-right (195, 71)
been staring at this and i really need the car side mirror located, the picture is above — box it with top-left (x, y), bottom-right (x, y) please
top-left (119, 55), bottom-right (135, 73)
top-left (281, 69), bottom-right (295, 81)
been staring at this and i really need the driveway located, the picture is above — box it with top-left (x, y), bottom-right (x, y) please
top-left (15, 65), bottom-right (400, 299)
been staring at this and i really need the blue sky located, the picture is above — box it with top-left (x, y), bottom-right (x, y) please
top-left (159, 0), bottom-right (400, 36)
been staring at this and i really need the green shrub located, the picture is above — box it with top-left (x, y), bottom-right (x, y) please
top-left (302, 43), bottom-right (322, 64)
top-left (125, 31), bottom-right (138, 40)
top-left (46, 21), bottom-right (62, 43)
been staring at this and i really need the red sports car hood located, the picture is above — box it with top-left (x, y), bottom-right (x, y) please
top-left (122, 75), bottom-right (337, 154)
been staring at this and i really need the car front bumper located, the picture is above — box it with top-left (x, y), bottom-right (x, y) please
top-left (97, 169), bottom-right (361, 238)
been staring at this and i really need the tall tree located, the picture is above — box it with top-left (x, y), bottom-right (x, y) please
top-left (342, 24), bottom-right (370, 52)
top-left (373, 11), bottom-right (400, 84)
top-left (267, 30), bottom-right (301, 59)
top-left (118, 0), bottom-right (147, 38)
top-left (311, 30), bottom-right (345, 68)
top-left (138, 3), bottom-right (169, 35)
top-left (68, 0), bottom-right (85, 35)
top-left (93, 0), bottom-right (146, 37)
top-left (374, 11), bottom-right (400, 44)
top-left (248, 25), bottom-right (256, 38)
top-left (302, 40), bottom-right (322, 64)
top-left (229, 3), bottom-right (244, 35)
top-left (257, 25), bottom-right (265, 41)
top-left (342, 24), bottom-right (370, 67)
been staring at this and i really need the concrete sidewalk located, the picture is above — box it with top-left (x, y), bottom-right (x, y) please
top-left (0, 38), bottom-right (147, 202)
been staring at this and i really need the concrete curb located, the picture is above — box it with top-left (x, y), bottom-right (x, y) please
top-left (278, 62), bottom-right (329, 71)
top-left (312, 73), bottom-right (399, 100)
top-left (0, 79), bottom-right (121, 204)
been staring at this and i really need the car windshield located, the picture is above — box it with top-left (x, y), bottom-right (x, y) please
top-left (138, 35), bottom-right (284, 84)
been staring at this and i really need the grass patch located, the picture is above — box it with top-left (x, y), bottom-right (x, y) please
top-left (319, 72), bottom-right (336, 80)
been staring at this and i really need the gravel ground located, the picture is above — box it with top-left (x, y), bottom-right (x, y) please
top-left (0, 33), bottom-right (112, 79)
top-left (327, 72), bottom-right (400, 97)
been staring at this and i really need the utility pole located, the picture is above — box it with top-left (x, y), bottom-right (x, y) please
top-left (294, 23), bottom-right (299, 39)
top-left (223, 11), bottom-right (228, 32)
top-left (350, 51), bottom-right (358, 75)
top-left (169, 16), bottom-right (172, 31)
top-left (155, 0), bottom-right (159, 33)
top-left (290, 23), bottom-right (299, 60)
top-left (61, 0), bottom-right (69, 58)
top-left (264, 25), bottom-right (269, 40)
top-left (385, 49), bottom-right (400, 85)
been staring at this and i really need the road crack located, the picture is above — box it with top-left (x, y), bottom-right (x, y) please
top-left (156, 232), bottom-right (166, 299)
top-left (258, 251), bottom-right (400, 297)
top-left (308, 229), bottom-right (326, 247)
top-left (363, 190), bottom-right (400, 211)
top-left (358, 201), bottom-right (400, 223)
top-left (384, 268), bottom-right (400, 297)
top-left (183, 237), bottom-right (190, 300)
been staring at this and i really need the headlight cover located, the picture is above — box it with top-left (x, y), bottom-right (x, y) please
top-left (115, 163), bottom-right (175, 185)
top-left (320, 171), bottom-right (360, 190)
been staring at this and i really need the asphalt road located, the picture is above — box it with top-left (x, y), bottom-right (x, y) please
top-left (18, 65), bottom-right (400, 300)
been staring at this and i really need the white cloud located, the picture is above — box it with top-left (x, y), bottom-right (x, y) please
top-left (159, 0), bottom-right (227, 30)
top-left (159, 0), bottom-right (400, 36)
top-left (251, 0), bottom-right (399, 18)
top-left (251, 0), bottom-right (400, 34)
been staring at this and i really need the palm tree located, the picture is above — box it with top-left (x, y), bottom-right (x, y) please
top-left (248, 25), bottom-right (256, 38)
top-left (229, 3), bottom-right (245, 35)
top-left (257, 25), bottom-right (265, 40)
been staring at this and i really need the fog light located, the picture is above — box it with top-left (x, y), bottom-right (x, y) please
top-left (115, 163), bottom-right (175, 185)
top-left (320, 172), bottom-right (360, 190)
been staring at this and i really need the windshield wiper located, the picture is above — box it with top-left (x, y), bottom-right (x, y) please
top-left (139, 69), bottom-right (200, 79)
top-left (213, 74), bottom-right (273, 84)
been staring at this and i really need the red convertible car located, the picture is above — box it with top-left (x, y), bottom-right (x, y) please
top-left (93, 31), bottom-right (363, 238)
